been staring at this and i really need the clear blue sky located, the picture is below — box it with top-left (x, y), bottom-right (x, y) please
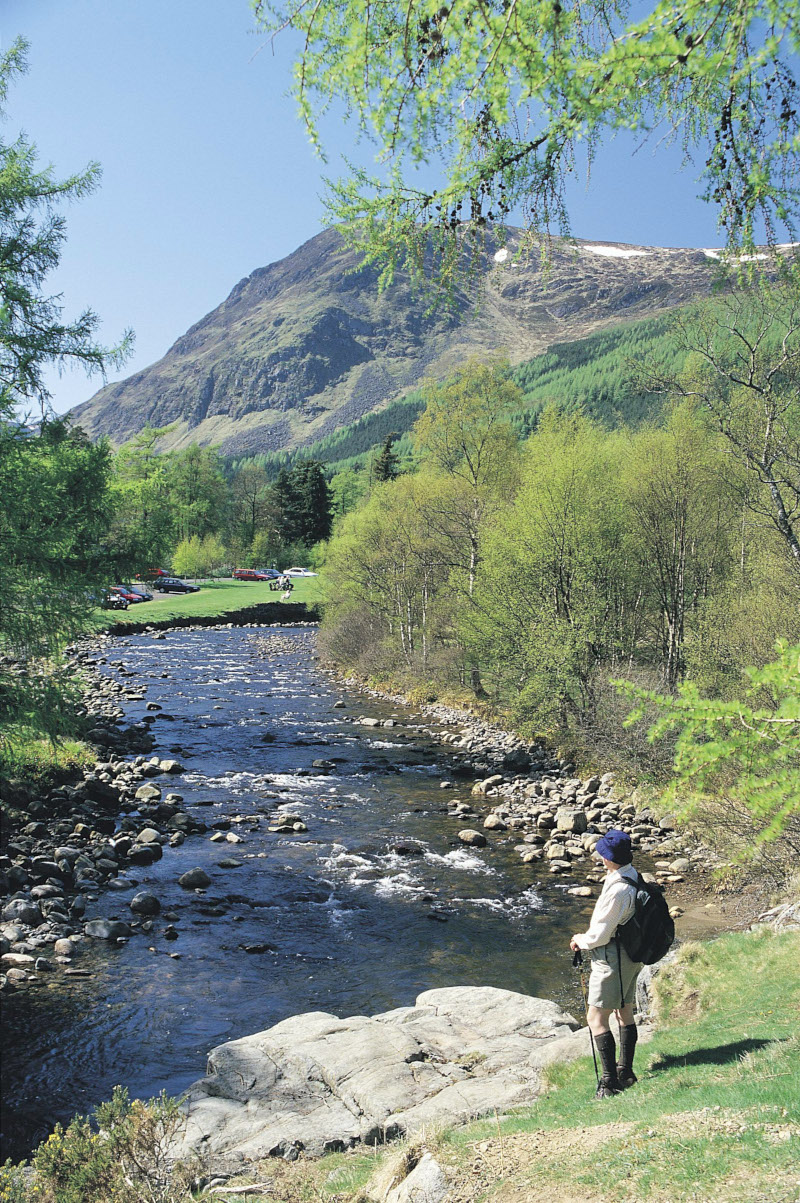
top-left (4, 0), bottom-right (741, 416)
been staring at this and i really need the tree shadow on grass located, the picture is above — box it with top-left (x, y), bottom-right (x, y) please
top-left (649, 1037), bottom-right (784, 1072)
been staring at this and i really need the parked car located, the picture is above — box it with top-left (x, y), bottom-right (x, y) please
top-left (122, 583), bottom-right (153, 601)
top-left (101, 591), bottom-right (128, 610)
top-left (111, 586), bottom-right (145, 603)
top-left (282, 567), bottom-right (319, 577)
top-left (139, 567), bottom-right (172, 583)
top-left (233, 568), bottom-right (272, 581)
top-left (157, 577), bottom-right (200, 593)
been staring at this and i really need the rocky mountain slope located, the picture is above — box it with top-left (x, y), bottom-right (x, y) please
top-left (69, 227), bottom-right (723, 456)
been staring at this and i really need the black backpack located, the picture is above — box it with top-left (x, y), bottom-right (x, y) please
top-left (616, 871), bottom-right (675, 965)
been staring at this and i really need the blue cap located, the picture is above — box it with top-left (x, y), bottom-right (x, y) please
top-left (595, 829), bottom-right (632, 865)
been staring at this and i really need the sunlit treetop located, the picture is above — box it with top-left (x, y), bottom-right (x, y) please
top-left (254, 0), bottom-right (800, 288)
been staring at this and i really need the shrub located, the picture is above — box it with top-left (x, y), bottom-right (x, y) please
top-left (7, 1087), bottom-right (198, 1203)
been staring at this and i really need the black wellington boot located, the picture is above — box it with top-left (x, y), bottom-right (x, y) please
top-left (617, 1023), bottom-right (638, 1089)
top-left (594, 1031), bottom-right (620, 1098)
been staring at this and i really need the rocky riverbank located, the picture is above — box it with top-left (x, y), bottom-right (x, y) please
top-left (327, 677), bottom-right (721, 906)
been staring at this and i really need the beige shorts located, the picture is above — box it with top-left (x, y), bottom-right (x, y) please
top-left (588, 940), bottom-right (642, 1010)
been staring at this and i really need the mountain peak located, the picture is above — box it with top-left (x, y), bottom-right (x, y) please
top-left (68, 227), bottom-right (720, 456)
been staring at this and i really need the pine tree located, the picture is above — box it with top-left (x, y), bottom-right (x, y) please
top-left (1, 39), bottom-right (132, 740)
top-left (373, 433), bottom-right (400, 482)
top-left (272, 466), bottom-right (303, 544)
top-left (293, 461), bottom-right (333, 544)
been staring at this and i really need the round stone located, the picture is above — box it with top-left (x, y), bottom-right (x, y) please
top-left (178, 867), bottom-right (211, 889)
top-left (130, 891), bottom-right (161, 916)
top-left (458, 829), bottom-right (487, 848)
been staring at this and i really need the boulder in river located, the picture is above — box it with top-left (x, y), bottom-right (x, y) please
top-left (84, 919), bottom-right (133, 940)
top-left (135, 784), bottom-right (162, 804)
top-left (458, 829), bottom-right (487, 848)
top-left (130, 891), bottom-right (161, 916)
top-left (179, 867), bottom-right (212, 889)
top-left (177, 987), bottom-right (587, 1164)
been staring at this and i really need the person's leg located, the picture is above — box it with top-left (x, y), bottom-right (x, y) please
top-left (614, 1004), bottom-right (638, 1088)
top-left (587, 1006), bottom-right (613, 1036)
top-left (587, 1007), bottom-right (619, 1096)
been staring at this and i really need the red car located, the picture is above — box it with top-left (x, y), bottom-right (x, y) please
top-left (233, 569), bottom-right (271, 581)
top-left (111, 586), bottom-right (144, 604)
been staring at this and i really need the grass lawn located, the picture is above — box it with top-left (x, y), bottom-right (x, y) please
top-left (437, 926), bottom-right (800, 1203)
top-left (97, 576), bottom-right (324, 629)
top-left (0, 728), bottom-right (95, 781)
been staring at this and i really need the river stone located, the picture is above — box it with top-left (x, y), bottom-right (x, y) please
top-left (519, 849), bottom-right (543, 863)
top-left (555, 807), bottom-right (588, 834)
top-left (471, 774), bottom-right (503, 796)
top-left (135, 784), bottom-right (162, 803)
top-left (458, 829), bottom-right (487, 848)
top-left (84, 919), bottom-right (133, 940)
top-left (130, 891), bottom-right (161, 916)
top-left (177, 987), bottom-right (586, 1165)
top-left (1, 899), bottom-right (43, 927)
top-left (179, 867), bottom-right (212, 889)
top-left (127, 843), bottom-right (162, 866)
top-left (483, 815), bottom-right (507, 831)
top-left (2, 952), bottom-right (36, 968)
top-left (136, 828), bottom-right (162, 844)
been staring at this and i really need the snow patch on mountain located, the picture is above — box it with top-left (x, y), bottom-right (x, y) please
top-left (583, 245), bottom-right (649, 259)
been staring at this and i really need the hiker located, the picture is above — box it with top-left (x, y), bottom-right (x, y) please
top-left (570, 829), bottom-right (642, 1098)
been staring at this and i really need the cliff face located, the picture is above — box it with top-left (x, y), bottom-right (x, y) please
top-left (68, 227), bottom-right (719, 455)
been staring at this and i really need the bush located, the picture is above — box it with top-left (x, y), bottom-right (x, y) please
top-left (3, 1087), bottom-right (198, 1203)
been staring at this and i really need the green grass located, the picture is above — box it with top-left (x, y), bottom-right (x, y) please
top-left (96, 576), bottom-right (324, 629)
top-left (0, 727), bottom-right (95, 782)
top-left (440, 926), bottom-right (800, 1202)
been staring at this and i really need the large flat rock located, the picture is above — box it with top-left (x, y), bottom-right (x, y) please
top-left (178, 986), bottom-right (589, 1164)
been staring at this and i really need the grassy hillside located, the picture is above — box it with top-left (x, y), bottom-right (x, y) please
top-left (228, 313), bottom-right (686, 479)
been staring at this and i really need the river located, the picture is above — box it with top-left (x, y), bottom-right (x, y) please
top-left (2, 624), bottom-right (599, 1159)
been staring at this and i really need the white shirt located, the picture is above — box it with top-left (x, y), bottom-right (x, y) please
top-left (573, 864), bottom-right (638, 950)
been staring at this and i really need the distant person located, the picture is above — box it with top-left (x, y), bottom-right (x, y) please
top-left (570, 829), bottom-right (642, 1097)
